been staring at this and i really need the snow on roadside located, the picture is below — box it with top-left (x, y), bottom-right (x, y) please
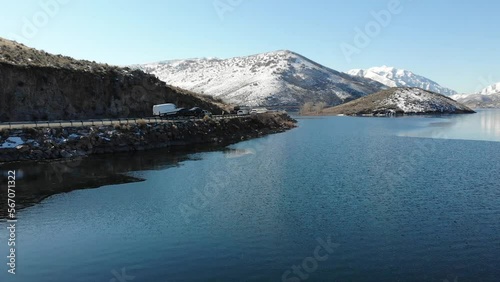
top-left (0, 137), bottom-right (24, 148)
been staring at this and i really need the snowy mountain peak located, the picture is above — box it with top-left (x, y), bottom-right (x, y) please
top-left (479, 82), bottom-right (500, 95)
top-left (270, 49), bottom-right (296, 55)
top-left (135, 51), bottom-right (385, 106)
top-left (375, 65), bottom-right (397, 72)
top-left (347, 66), bottom-right (457, 96)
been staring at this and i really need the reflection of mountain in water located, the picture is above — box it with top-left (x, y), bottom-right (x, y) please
top-left (397, 110), bottom-right (500, 142)
top-left (0, 146), bottom-right (220, 218)
top-left (481, 110), bottom-right (500, 137)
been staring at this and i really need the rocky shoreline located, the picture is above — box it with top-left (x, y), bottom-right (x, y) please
top-left (0, 113), bottom-right (296, 163)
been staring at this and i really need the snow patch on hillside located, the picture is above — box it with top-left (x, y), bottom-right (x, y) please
top-left (382, 88), bottom-right (469, 113)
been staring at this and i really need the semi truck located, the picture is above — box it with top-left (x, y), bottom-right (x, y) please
top-left (153, 104), bottom-right (211, 118)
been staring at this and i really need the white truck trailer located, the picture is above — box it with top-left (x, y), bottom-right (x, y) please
top-left (153, 103), bottom-right (177, 117)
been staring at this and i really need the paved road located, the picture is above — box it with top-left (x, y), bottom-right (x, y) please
top-left (0, 115), bottom-right (243, 130)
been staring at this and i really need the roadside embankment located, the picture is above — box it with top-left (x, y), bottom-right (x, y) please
top-left (0, 113), bottom-right (296, 163)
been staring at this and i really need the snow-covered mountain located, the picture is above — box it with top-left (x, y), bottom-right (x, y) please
top-left (453, 93), bottom-right (500, 109)
top-left (451, 82), bottom-right (500, 100)
top-left (135, 50), bottom-right (385, 107)
top-left (321, 87), bottom-right (474, 116)
top-left (478, 82), bottom-right (500, 95)
top-left (451, 82), bottom-right (500, 108)
top-left (348, 66), bottom-right (457, 96)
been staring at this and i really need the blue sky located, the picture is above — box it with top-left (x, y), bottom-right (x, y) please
top-left (0, 0), bottom-right (498, 93)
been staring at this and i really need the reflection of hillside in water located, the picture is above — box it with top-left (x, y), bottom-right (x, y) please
top-left (0, 147), bottom-right (211, 218)
top-left (397, 110), bottom-right (500, 142)
top-left (223, 148), bottom-right (256, 159)
top-left (481, 110), bottom-right (500, 137)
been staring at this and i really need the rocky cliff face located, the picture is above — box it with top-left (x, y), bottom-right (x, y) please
top-left (0, 38), bottom-right (225, 122)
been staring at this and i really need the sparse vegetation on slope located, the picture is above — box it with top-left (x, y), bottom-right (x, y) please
top-left (312, 87), bottom-right (475, 116)
top-left (300, 102), bottom-right (327, 115)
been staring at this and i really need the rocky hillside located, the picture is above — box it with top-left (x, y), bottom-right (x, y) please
top-left (135, 50), bottom-right (386, 107)
top-left (318, 87), bottom-right (475, 116)
top-left (348, 66), bottom-right (457, 96)
top-left (0, 38), bottom-right (226, 122)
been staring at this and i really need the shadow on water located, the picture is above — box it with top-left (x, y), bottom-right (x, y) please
top-left (0, 144), bottom-right (236, 218)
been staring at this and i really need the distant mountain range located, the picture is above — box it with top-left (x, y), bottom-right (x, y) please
top-left (453, 93), bottom-right (500, 109)
top-left (479, 82), bottom-right (500, 95)
top-left (135, 50), bottom-right (385, 107)
top-left (452, 82), bottom-right (500, 108)
top-left (347, 66), bottom-right (457, 96)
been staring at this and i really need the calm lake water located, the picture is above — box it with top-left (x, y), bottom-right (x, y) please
top-left (1, 110), bottom-right (500, 282)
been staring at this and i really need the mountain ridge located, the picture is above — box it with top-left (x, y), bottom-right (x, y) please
top-left (453, 93), bottom-right (500, 109)
top-left (135, 50), bottom-right (386, 107)
top-left (451, 82), bottom-right (500, 108)
top-left (348, 66), bottom-right (457, 96)
top-left (478, 82), bottom-right (500, 95)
